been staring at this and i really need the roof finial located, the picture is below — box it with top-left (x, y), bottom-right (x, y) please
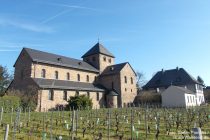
top-left (98, 37), bottom-right (100, 43)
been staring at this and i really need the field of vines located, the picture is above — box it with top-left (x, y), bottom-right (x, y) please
top-left (0, 106), bottom-right (209, 140)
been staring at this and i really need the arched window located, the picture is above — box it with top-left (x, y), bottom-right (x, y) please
top-left (103, 56), bottom-right (106, 62)
top-left (76, 91), bottom-right (79, 96)
top-left (86, 75), bottom-right (89, 82)
top-left (87, 92), bottom-right (90, 98)
top-left (67, 72), bottom-right (70, 80)
top-left (48, 90), bottom-right (54, 100)
top-left (77, 74), bottom-right (80, 81)
top-left (63, 90), bottom-right (67, 101)
top-left (124, 76), bottom-right (127, 83)
top-left (41, 69), bottom-right (46, 78)
top-left (55, 71), bottom-right (58, 79)
top-left (108, 58), bottom-right (112, 63)
top-left (96, 92), bottom-right (99, 101)
top-left (131, 77), bottom-right (133, 84)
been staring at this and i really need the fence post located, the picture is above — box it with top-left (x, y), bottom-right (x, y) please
top-left (0, 106), bottom-right (3, 125)
top-left (11, 107), bottom-right (13, 125)
top-left (108, 109), bottom-right (111, 140)
top-left (4, 124), bottom-right (9, 140)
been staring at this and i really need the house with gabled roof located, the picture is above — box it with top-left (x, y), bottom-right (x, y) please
top-left (143, 67), bottom-right (205, 106)
top-left (8, 42), bottom-right (137, 111)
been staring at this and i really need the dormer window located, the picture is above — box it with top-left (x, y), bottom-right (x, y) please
top-left (92, 57), bottom-right (96, 61)
top-left (57, 57), bottom-right (62, 62)
top-left (41, 69), bottom-right (46, 78)
top-left (55, 71), bottom-right (58, 79)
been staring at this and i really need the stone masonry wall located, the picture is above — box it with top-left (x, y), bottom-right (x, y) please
top-left (120, 63), bottom-right (137, 107)
top-left (37, 89), bottom-right (105, 111)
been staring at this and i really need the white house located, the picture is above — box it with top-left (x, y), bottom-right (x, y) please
top-left (162, 86), bottom-right (197, 107)
top-left (143, 67), bottom-right (205, 106)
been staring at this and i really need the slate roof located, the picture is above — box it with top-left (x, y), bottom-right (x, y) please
top-left (82, 43), bottom-right (115, 58)
top-left (32, 78), bottom-right (105, 92)
top-left (107, 90), bottom-right (118, 96)
top-left (143, 68), bottom-right (202, 90)
top-left (100, 62), bottom-right (127, 76)
top-left (22, 48), bottom-right (99, 73)
top-left (164, 86), bottom-right (195, 95)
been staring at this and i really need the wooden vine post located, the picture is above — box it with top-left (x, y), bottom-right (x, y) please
top-left (71, 110), bottom-right (75, 140)
top-left (131, 109), bottom-right (134, 140)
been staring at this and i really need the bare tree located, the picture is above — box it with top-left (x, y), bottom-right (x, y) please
top-left (136, 71), bottom-right (146, 93)
top-left (0, 65), bottom-right (12, 96)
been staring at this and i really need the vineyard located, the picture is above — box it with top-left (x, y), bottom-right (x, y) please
top-left (0, 106), bottom-right (209, 140)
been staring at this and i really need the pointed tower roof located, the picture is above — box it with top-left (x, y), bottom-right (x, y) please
top-left (82, 43), bottom-right (115, 58)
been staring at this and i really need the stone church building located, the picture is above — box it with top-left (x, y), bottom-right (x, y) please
top-left (8, 43), bottom-right (137, 111)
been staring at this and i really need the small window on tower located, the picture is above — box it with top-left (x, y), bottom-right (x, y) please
top-left (103, 56), bottom-right (106, 62)
top-left (109, 58), bottom-right (112, 63)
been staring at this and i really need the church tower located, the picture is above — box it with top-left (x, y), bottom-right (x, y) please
top-left (82, 43), bottom-right (115, 73)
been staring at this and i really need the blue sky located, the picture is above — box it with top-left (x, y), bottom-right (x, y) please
top-left (0, 0), bottom-right (210, 85)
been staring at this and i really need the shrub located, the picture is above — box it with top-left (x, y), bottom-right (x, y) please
top-left (0, 95), bottom-right (21, 112)
top-left (7, 86), bottom-right (38, 111)
top-left (134, 90), bottom-right (161, 104)
top-left (66, 95), bottom-right (92, 110)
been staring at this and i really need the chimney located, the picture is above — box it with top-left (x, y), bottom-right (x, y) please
top-left (176, 66), bottom-right (179, 71)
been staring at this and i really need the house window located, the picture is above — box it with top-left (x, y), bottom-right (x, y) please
top-left (187, 96), bottom-right (189, 103)
top-left (77, 74), bottom-right (80, 81)
top-left (63, 91), bottom-right (67, 101)
top-left (67, 73), bottom-right (70, 80)
top-left (103, 57), bottom-right (106, 62)
top-left (94, 76), bottom-right (97, 82)
top-left (131, 89), bottom-right (132, 92)
top-left (124, 76), bottom-right (127, 83)
top-left (96, 92), bottom-right (99, 101)
top-left (55, 71), bottom-right (58, 79)
top-left (41, 69), bottom-right (46, 78)
top-left (125, 88), bottom-right (127, 92)
top-left (86, 75), bottom-right (89, 82)
top-left (48, 90), bottom-right (54, 100)
top-left (92, 57), bottom-right (96, 61)
top-left (109, 58), bottom-right (112, 63)
top-left (76, 91), bottom-right (79, 96)
top-left (87, 92), bottom-right (90, 98)
top-left (131, 77), bottom-right (133, 84)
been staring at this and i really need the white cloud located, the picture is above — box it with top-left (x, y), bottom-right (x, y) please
top-left (41, 2), bottom-right (101, 24)
top-left (0, 18), bottom-right (54, 33)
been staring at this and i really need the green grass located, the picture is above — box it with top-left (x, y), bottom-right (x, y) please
top-left (0, 106), bottom-right (209, 140)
